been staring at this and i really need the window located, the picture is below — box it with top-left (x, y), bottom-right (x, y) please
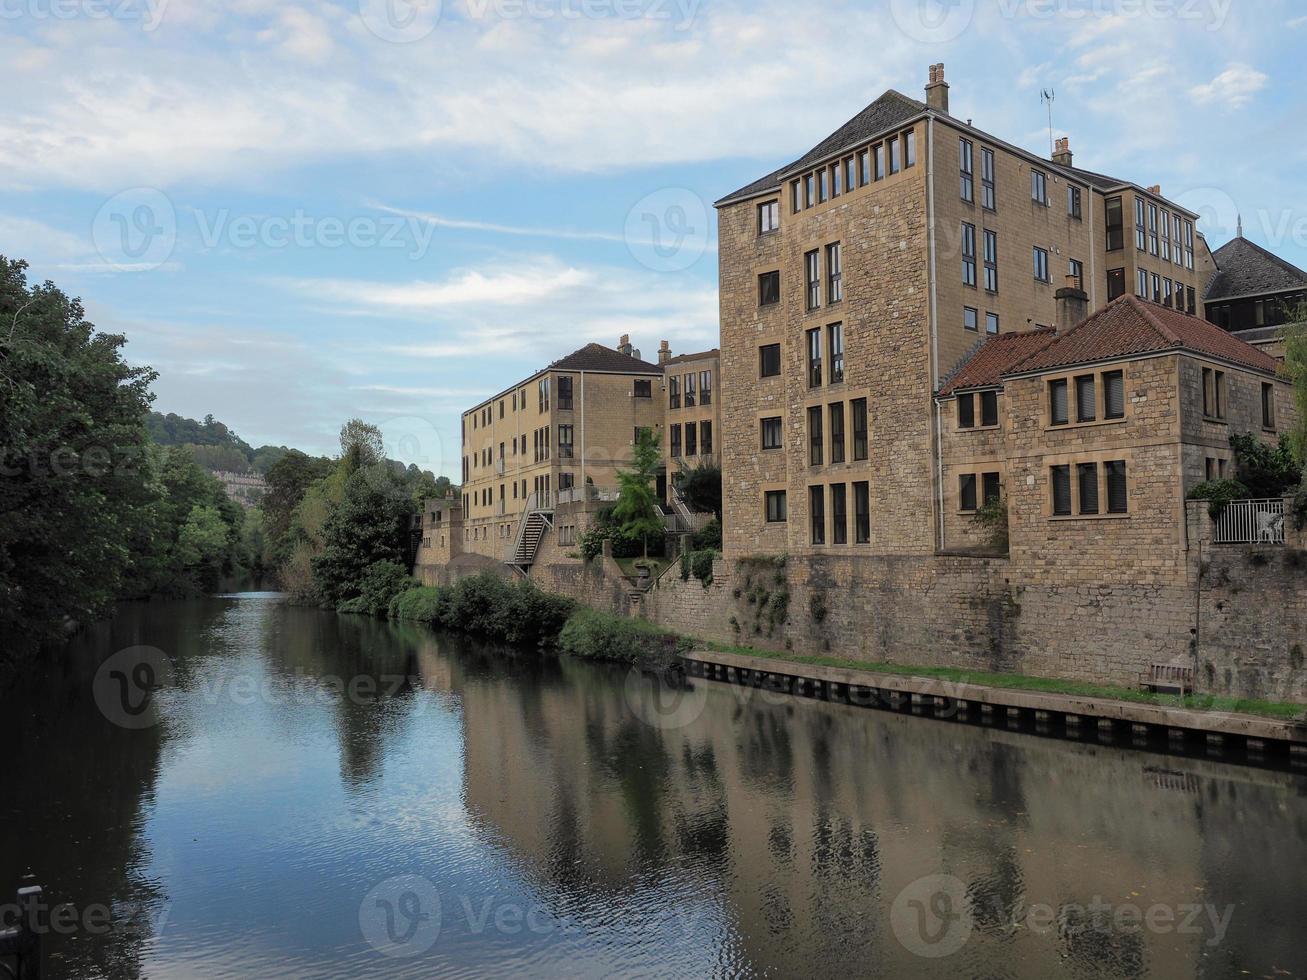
top-left (828, 323), bottom-right (844, 383)
top-left (1051, 465), bottom-right (1072, 516)
top-left (759, 200), bottom-right (779, 234)
top-left (684, 372), bottom-right (696, 408)
top-left (700, 370), bottom-right (712, 406)
top-left (845, 157), bottom-right (856, 192)
top-left (1031, 169), bottom-right (1048, 205)
top-left (983, 230), bottom-right (998, 291)
top-left (827, 242), bottom-right (843, 303)
top-left (1107, 268), bottom-right (1125, 301)
top-left (1148, 203), bottom-right (1159, 256)
top-left (810, 486), bottom-right (826, 545)
top-left (1069, 258), bottom-right (1084, 289)
top-left (1104, 370), bottom-right (1125, 420)
top-left (829, 402), bottom-right (845, 464)
top-left (904, 129), bottom-right (916, 167)
top-left (854, 482), bottom-right (870, 543)
top-left (960, 138), bottom-right (974, 202)
top-left (852, 399), bottom-right (868, 460)
top-left (1202, 368), bottom-right (1226, 420)
top-left (558, 424), bottom-right (574, 458)
top-left (1184, 220), bottom-right (1195, 270)
top-left (1151, 273), bottom-right (1161, 304)
top-left (791, 180), bottom-right (801, 214)
top-left (982, 472), bottom-right (1001, 506)
top-left (1075, 375), bottom-right (1096, 422)
top-left (1068, 185), bottom-right (1082, 219)
top-left (685, 420), bottom-right (697, 456)
top-left (1106, 196), bottom-right (1124, 252)
top-left (668, 376), bottom-right (680, 409)
top-left (980, 390), bottom-right (998, 427)
top-left (1135, 198), bottom-right (1146, 251)
top-left (759, 343), bottom-right (781, 378)
top-left (964, 306), bottom-right (978, 332)
top-left (888, 135), bottom-right (900, 174)
top-left (761, 417), bottom-right (783, 450)
top-left (1163, 278), bottom-right (1172, 308)
top-left (808, 406), bottom-right (824, 465)
top-left (633, 379), bottom-right (651, 399)
top-left (1136, 269), bottom-right (1148, 298)
top-left (701, 420), bottom-right (713, 454)
top-left (1033, 246), bottom-right (1050, 283)
top-left (874, 143), bottom-right (886, 181)
top-left (961, 222), bottom-right (977, 286)
top-left (1186, 286), bottom-right (1196, 315)
top-left (765, 490), bottom-right (787, 523)
top-left (669, 424), bottom-right (681, 458)
top-left (986, 312), bottom-right (999, 335)
top-left (830, 483), bottom-right (848, 544)
top-left (831, 163), bottom-right (842, 197)
top-left (859, 149), bottom-right (870, 186)
top-left (1106, 461), bottom-right (1128, 513)
top-left (1160, 210), bottom-right (1170, 263)
top-left (819, 169), bottom-right (829, 203)
top-left (759, 270), bottom-right (780, 306)
top-left (539, 377), bottom-right (550, 412)
top-left (959, 473), bottom-right (978, 512)
top-left (957, 393), bottom-right (975, 429)
top-left (804, 173), bottom-right (815, 208)
top-left (558, 376), bottom-right (573, 410)
top-left (805, 250), bottom-right (821, 310)
top-left (807, 327), bottom-right (822, 388)
top-left (981, 148), bottom-right (995, 211)
top-left (1263, 382), bottom-right (1276, 430)
top-left (1049, 379), bottom-right (1069, 425)
top-left (1077, 463), bottom-right (1099, 515)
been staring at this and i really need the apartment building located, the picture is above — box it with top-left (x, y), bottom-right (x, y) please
top-left (714, 64), bottom-right (1215, 561)
top-left (455, 338), bottom-right (665, 562)
top-left (1202, 229), bottom-right (1307, 364)
top-left (657, 341), bottom-right (721, 502)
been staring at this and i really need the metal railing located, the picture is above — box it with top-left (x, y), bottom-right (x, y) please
top-left (1213, 498), bottom-right (1286, 544)
top-left (556, 485), bottom-right (620, 506)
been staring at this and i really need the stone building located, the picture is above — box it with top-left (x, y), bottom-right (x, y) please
top-left (657, 342), bottom-right (722, 509)
top-left (1203, 228), bottom-right (1307, 360)
top-left (714, 63), bottom-right (1220, 561)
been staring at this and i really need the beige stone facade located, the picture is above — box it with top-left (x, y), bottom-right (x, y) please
top-left (658, 343), bottom-right (721, 502)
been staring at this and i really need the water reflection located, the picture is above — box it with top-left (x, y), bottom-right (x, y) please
top-left (0, 596), bottom-right (1304, 979)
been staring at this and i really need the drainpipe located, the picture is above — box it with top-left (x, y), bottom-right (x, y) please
top-left (926, 114), bottom-right (945, 552)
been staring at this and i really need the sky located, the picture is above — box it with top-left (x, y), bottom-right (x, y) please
top-left (3, 0), bottom-right (1305, 479)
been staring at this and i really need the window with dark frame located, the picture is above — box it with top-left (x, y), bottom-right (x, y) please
top-left (1031, 169), bottom-right (1048, 205)
top-left (959, 473), bottom-right (978, 512)
top-left (960, 138), bottom-right (974, 202)
top-left (684, 372), bottom-right (696, 407)
top-left (1077, 463), bottom-right (1099, 515)
top-left (808, 406), bottom-right (823, 466)
top-left (761, 417), bottom-right (782, 450)
top-left (831, 483), bottom-right (848, 544)
top-left (986, 312), bottom-right (999, 335)
top-left (759, 344), bottom-right (781, 378)
top-left (805, 250), bottom-right (821, 310)
top-left (1263, 382), bottom-right (1276, 430)
top-left (826, 242), bottom-right (843, 303)
top-left (828, 323), bottom-right (844, 383)
top-left (964, 307), bottom-right (978, 332)
top-left (980, 390), bottom-right (998, 427)
top-left (701, 420), bottom-right (713, 454)
top-left (1051, 465), bottom-right (1072, 516)
top-left (981, 147), bottom-right (995, 210)
top-left (810, 485), bottom-right (826, 545)
top-left (1033, 246), bottom-right (1050, 283)
top-left (700, 370), bottom-right (712, 406)
top-left (670, 424), bottom-right (681, 458)
top-left (558, 424), bottom-right (574, 458)
top-left (668, 375), bottom-right (680, 408)
top-left (1135, 198), bottom-right (1146, 251)
top-left (904, 129), bottom-right (917, 167)
top-left (1107, 268), bottom-right (1126, 301)
top-left (759, 200), bottom-right (779, 234)
top-left (982, 472), bottom-right (1001, 506)
top-left (1076, 375), bottom-right (1096, 423)
top-left (1106, 196), bottom-right (1124, 252)
top-left (854, 482), bottom-right (870, 543)
top-left (957, 393), bottom-right (975, 429)
top-left (685, 420), bottom-right (697, 456)
top-left (983, 230), bottom-right (998, 291)
top-left (765, 490), bottom-right (787, 523)
top-left (1104, 371), bottom-right (1125, 419)
top-left (1049, 379), bottom-right (1069, 425)
top-left (633, 379), bottom-right (651, 399)
top-left (759, 270), bottom-right (780, 306)
top-left (829, 403), bottom-right (845, 464)
top-left (1106, 461), bottom-right (1128, 513)
top-left (852, 399), bottom-right (868, 460)
top-left (807, 328), bottom-right (822, 388)
top-left (962, 222), bottom-right (977, 286)
top-left (1068, 185), bottom-right (1082, 219)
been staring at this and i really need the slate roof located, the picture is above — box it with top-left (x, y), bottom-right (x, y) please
top-left (1010, 295), bottom-right (1281, 377)
top-left (664, 348), bottom-right (719, 366)
top-left (938, 328), bottom-right (1057, 397)
top-left (715, 90), bottom-right (929, 207)
top-left (548, 343), bottom-right (663, 375)
top-left (1062, 165), bottom-right (1132, 192)
top-left (1205, 236), bottom-right (1307, 301)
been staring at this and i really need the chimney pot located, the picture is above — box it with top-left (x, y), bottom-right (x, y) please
top-left (1147, 184), bottom-right (1161, 195)
top-left (925, 62), bottom-right (950, 114)
top-left (1052, 136), bottom-right (1073, 167)
top-left (1055, 279), bottom-right (1089, 333)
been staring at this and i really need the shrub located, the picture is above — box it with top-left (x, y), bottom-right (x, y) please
top-left (557, 608), bottom-right (690, 665)
top-left (1229, 433), bottom-right (1300, 499)
top-left (679, 549), bottom-right (718, 587)
top-left (690, 518), bottom-right (722, 552)
top-left (1188, 479), bottom-right (1250, 519)
top-left (340, 560), bottom-right (415, 617)
top-left (390, 585), bottom-right (446, 624)
top-left (390, 573), bottom-right (575, 650)
top-left (971, 497), bottom-right (1009, 552)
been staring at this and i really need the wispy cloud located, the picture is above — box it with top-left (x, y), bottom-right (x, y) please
top-left (372, 203), bottom-right (629, 244)
top-left (1189, 64), bottom-right (1269, 109)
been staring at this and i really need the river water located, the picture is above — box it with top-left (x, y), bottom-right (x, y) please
top-left (1, 593), bottom-right (1304, 978)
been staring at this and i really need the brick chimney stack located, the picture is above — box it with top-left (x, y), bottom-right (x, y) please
top-left (1052, 137), bottom-right (1073, 167)
top-left (925, 63), bottom-right (949, 114)
top-left (658, 340), bottom-right (671, 365)
top-left (1147, 184), bottom-right (1161, 196)
top-left (1056, 275), bottom-right (1089, 333)
top-left (617, 334), bottom-right (637, 359)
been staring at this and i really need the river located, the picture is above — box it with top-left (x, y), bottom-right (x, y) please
top-left (1, 594), bottom-right (1304, 978)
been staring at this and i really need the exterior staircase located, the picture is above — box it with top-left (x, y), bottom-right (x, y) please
top-left (506, 493), bottom-right (553, 571)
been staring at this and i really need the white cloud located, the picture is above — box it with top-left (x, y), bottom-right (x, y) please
top-left (1189, 64), bottom-right (1269, 109)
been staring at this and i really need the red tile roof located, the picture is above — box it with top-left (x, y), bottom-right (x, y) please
top-left (938, 328), bottom-right (1056, 397)
top-left (1010, 295), bottom-right (1282, 376)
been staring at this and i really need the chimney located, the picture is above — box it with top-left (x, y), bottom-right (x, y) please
top-left (1052, 137), bottom-right (1073, 168)
top-left (1056, 275), bottom-right (1089, 333)
top-left (925, 63), bottom-right (949, 114)
top-left (617, 334), bottom-right (637, 359)
top-left (1147, 184), bottom-right (1161, 196)
top-left (658, 340), bottom-right (671, 365)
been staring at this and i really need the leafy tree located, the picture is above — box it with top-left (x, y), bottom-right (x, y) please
top-left (177, 504), bottom-right (232, 590)
top-left (1285, 321), bottom-right (1307, 463)
top-left (338, 560), bottom-right (414, 617)
top-left (0, 257), bottom-right (158, 669)
top-left (612, 427), bottom-right (665, 558)
top-left (1229, 432), bottom-right (1300, 499)
top-left (339, 418), bottom-right (384, 470)
top-left (310, 464), bottom-right (415, 607)
top-left (262, 449), bottom-right (334, 568)
top-left (676, 461), bottom-right (722, 519)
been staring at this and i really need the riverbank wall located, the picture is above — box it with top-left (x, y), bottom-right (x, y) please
top-left (416, 501), bottom-right (1307, 705)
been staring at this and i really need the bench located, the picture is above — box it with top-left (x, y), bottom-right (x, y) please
top-left (1141, 664), bottom-right (1194, 696)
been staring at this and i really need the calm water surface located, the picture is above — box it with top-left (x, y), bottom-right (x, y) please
top-left (1, 594), bottom-right (1305, 978)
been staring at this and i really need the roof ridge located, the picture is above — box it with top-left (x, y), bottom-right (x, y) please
top-left (1125, 294), bottom-right (1184, 346)
top-left (1233, 236), bottom-right (1307, 282)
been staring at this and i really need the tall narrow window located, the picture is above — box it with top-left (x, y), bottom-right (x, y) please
top-left (808, 406), bottom-right (823, 466)
top-left (827, 323), bottom-right (844, 383)
top-left (1031, 169), bottom-right (1048, 205)
top-left (1069, 258), bottom-right (1084, 289)
top-left (670, 424), bottom-right (681, 458)
top-left (1049, 379), bottom-right (1069, 425)
top-left (701, 420), bottom-right (712, 454)
top-left (983, 230), bottom-right (998, 291)
top-left (557, 376), bottom-right (573, 410)
top-left (959, 474), bottom-right (978, 512)
top-left (957, 393), bottom-right (975, 429)
top-left (852, 398), bottom-right (868, 460)
top-left (1106, 461), bottom-right (1128, 513)
top-left (668, 376), bottom-right (680, 409)
top-left (1051, 465), bottom-right (1072, 516)
top-left (982, 472), bottom-right (1001, 506)
top-left (791, 180), bottom-right (802, 214)
top-left (1160, 210), bottom-right (1170, 263)
top-left (859, 149), bottom-right (871, 186)
top-left (684, 372), bottom-right (696, 407)
top-left (807, 328), bottom-right (822, 388)
top-left (831, 163), bottom-right (842, 197)
top-left (804, 173), bottom-right (815, 208)
top-left (810, 486), bottom-right (826, 545)
top-left (1075, 375), bottom-right (1096, 422)
top-left (1263, 383), bottom-right (1276, 430)
top-left (1107, 268), bottom-right (1126, 301)
top-left (1136, 269), bottom-right (1148, 298)
top-left (1106, 196), bottom-right (1124, 252)
top-left (1077, 463), bottom-right (1099, 515)
top-left (826, 242), bottom-right (843, 303)
top-left (700, 370), bottom-right (712, 406)
top-left (981, 148), bottom-right (995, 211)
top-left (854, 482), bottom-right (870, 544)
top-left (888, 135), bottom-right (900, 174)
top-left (759, 200), bottom-right (779, 234)
top-left (829, 402), bottom-right (845, 464)
top-left (1068, 185), bottom-right (1082, 219)
top-left (558, 424), bottom-right (574, 458)
top-left (831, 483), bottom-right (848, 545)
top-left (1104, 370), bottom-right (1125, 420)
top-left (1033, 246), bottom-right (1050, 283)
top-left (819, 169), bottom-right (829, 203)
top-left (961, 222), bottom-right (977, 286)
top-left (1135, 198), bottom-right (1146, 251)
top-left (904, 129), bottom-right (916, 167)
top-left (805, 250), bottom-right (821, 310)
top-left (980, 391), bottom-right (998, 427)
top-left (1148, 203), bottom-right (1159, 255)
top-left (874, 143), bottom-right (886, 181)
top-left (960, 138), bottom-right (974, 202)
top-left (685, 420), bottom-right (697, 456)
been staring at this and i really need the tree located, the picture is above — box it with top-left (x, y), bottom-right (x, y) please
top-left (1285, 321), bottom-right (1307, 464)
top-left (0, 257), bottom-right (158, 670)
top-left (262, 449), bottom-right (334, 568)
top-left (612, 427), bottom-right (665, 558)
top-left (339, 419), bottom-right (384, 471)
top-left (310, 465), bottom-right (415, 608)
top-left (676, 461), bottom-right (722, 519)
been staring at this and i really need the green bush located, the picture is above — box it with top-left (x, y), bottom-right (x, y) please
top-left (388, 573), bottom-right (575, 650)
top-left (1188, 479), bottom-right (1251, 519)
top-left (390, 585), bottom-right (446, 623)
top-left (679, 549), bottom-right (718, 587)
top-left (1229, 433), bottom-right (1299, 499)
top-left (340, 560), bottom-right (415, 617)
top-left (690, 518), bottom-right (722, 552)
top-left (558, 608), bottom-right (691, 665)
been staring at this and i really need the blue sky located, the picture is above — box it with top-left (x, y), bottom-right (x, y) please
top-left (3, 0), bottom-right (1305, 478)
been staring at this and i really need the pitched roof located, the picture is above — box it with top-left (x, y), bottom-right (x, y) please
top-left (938, 328), bottom-right (1057, 397)
top-left (1010, 295), bottom-right (1282, 377)
top-left (1206, 236), bottom-right (1307, 301)
top-left (715, 90), bottom-right (928, 207)
top-left (1062, 165), bottom-right (1131, 192)
top-left (548, 343), bottom-right (663, 375)
top-left (664, 348), bottom-right (719, 366)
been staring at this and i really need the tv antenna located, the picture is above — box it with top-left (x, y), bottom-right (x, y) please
top-left (1041, 89), bottom-right (1056, 155)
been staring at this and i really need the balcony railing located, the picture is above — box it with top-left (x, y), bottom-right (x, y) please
top-left (1213, 498), bottom-right (1286, 544)
top-left (556, 485), bottom-right (620, 506)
